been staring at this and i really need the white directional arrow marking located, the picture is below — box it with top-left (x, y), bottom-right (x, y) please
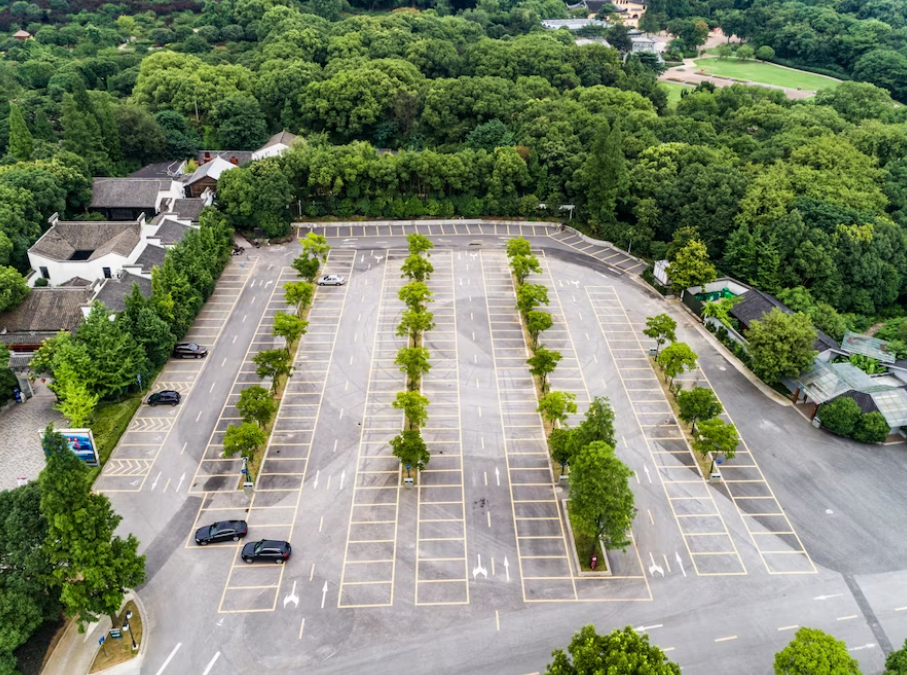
top-left (151, 471), bottom-right (161, 490)
top-left (340, 470), bottom-right (345, 490)
top-left (321, 581), bottom-right (329, 609)
top-left (648, 552), bottom-right (665, 577)
top-left (675, 551), bottom-right (686, 577)
top-left (634, 624), bottom-right (663, 632)
top-left (216, 617), bottom-right (224, 627)
top-left (130, 479), bottom-right (140, 487)
top-left (848, 644), bottom-right (876, 652)
top-left (495, 467), bottom-right (501, 487)
top-left (175, 472), bottom-right (185, 492)
top-left (643, 465), bottom-right (652, 484)
top-left (283, 580), bottom-right (299, 609)
top-left (264, 280), bottom-right (273, 287)
top-left (314, 470), bottom-right (320, 489)
top-left (503, 556), bottom-right (510, 582)
top-left (473, 555), bottom-right (488, 580)
top-left (814, 594), bottom-right (844, 601)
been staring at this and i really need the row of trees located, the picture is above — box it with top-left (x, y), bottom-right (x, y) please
top-left (0, 425), bottom-right (145, 675)
top-left (31, 208), bottom-right (234, 428)
top-left (390, 234), bottom-right (436, 474)
top-left (645, 314), bottom-right (741, 466)
top-left (547, 622), bottom-right (907, 674)
top-left (223, 232), bottom-right (328, 461)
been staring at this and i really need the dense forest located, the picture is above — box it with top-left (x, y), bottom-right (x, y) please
top-left (2, 0), bottom-right (907, 338)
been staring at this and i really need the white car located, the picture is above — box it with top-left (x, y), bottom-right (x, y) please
top-left (317, 275), bottom-right (346, 286)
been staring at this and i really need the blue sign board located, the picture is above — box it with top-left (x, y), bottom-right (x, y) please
top-left (40, 429), bottom-right (99, 466)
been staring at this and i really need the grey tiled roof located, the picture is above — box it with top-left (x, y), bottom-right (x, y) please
top-left (0, 288), bottom-right (91, 334)
top-left (30, 221), bottom-right (141, 262)
top-left (93, 273), bottom-right (152, 313)
top-left (155, 219), bottom-right (192, 246)
top-left (59, 276), bottom-right (93, 287)
top-left (129, 160), bottom-right (185, 179)
top-left (135, 244), bottom-right (166, 274)
top-left (195, 150), bottom-right (253, 165)
top-left (90, 178), bottom-right (169, 209)
top-left (259, 130), bottom-right (298, 150)
top-left (172, 198), bottom-right (207, 222)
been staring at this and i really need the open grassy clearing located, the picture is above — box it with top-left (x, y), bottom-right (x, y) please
top-left (692, 58), bottom-right (839, 91)
top-left (660, 81), bottom-right (695, 106)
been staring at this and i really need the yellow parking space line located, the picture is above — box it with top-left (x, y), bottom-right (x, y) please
top-left (225, 584), bottom-right (280, 589)
top-left (342, 580), bottom-right (393, 586)
top-left (345, 559), bottom-right (394, 564)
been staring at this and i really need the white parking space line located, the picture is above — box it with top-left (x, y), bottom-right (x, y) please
top-left (154, 643), bottom-right (182, 675)
top-left (201, 651), bottom-right (220, 675)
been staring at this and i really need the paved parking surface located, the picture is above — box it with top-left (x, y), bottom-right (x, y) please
top-left (99, 229), bottom-right (901, 675)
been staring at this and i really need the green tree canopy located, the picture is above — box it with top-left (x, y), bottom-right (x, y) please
top-left (656, 342), bottom-right (698, 387)
top-left (773, 627), bottom-right (861, 675)
top-left (39, 424), bottom-right (146, 628)
top-left (746, 308), bottom-right (817, 384)
top-left (527, 346), bottom-right (562, 394)
top-left (666, 239), bottom-right (716, 291)
top-left (643, 314), bottom-right (677, 356)
top-left (223, 421), bottom-right (268, 458)
top-left (390, 429), bottom-right (431, 473)
top-left (676, 386), bottom-right (722, 432)
top-left (568, 441), bottom-right (635, 552)
top-left (547, 624), bottom-right (681, 675)
top-left (692, 417), bottom-right (740, 461)
top-left (237, 385), bottom-right (277, 428)
top-left (516, 282), bottom-right (550, 315)
top-left (538, 390), bottom-right (577, 428)
top-left (393, 390), bottom-right (430, 429)
top-left (527, 310), bottom-right (554, 348)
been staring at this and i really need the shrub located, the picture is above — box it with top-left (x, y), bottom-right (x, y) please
top-left (819, 397), bottom-right (862, 437)
top-left (34, 277), bottom-right (49, 287)
top-left (854, 412), bottom-right (890, 444)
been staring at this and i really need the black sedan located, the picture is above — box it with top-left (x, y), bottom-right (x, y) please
top-left (147, 390), bottom-right (181, 406)
top-left (195, 520), bottom-right (248, 546)
top-left (241, 539), bottom-right (291, 564)
top-left (174, 342), bottom-right (208, 359)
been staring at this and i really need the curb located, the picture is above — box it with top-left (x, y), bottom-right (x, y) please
top-left (89, 591), bottom-right (148, 675)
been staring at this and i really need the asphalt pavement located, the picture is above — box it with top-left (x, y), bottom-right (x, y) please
top-left (97, 227), bottom-right (907, 675)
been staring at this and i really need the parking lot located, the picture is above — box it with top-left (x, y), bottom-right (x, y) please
top-left (102, 230), bottom-right (898, 675)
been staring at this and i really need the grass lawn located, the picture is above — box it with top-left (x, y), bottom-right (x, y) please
top-left (89, 601), bottom-right (142, 673)
top-left (692, 58), bottom-right (839, 91)
top-left (660, 80), bottom-right (694, 106)
top-left (91, 396), bottom-right (143, 466)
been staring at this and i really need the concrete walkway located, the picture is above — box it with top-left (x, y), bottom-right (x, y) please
top-left (0, 381), bottom-right (64, 491)
top-left (659, 55), bottom-right (818, 100)
top-left (41, 591), bottom-right (147, 675)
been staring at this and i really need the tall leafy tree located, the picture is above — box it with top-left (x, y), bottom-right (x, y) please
top-left (547, 625), bottom-right (680, 675)
top-left (253, 349), bottom-right (294, 393)
top-left (407, 233), bottom-right (434, 256)
top-left (398, 282), bottom-right (433, 312)
top-left (395, 347), bottom-right (432, 389)
top-left (773, 627), bottom-right (861, 675)
top-left (884, 638), bottom-right (907, 675)
top-left (692, 418), bottom-right (740, 465)
top-left (526, 310), bottom-right (553, 348)
top-left (54, 378), bottom-right (99, 428)
top-left (283, 281), bottom-right (314, 314)
top-left (123, 283), bottom-right (175, 369)
top-left (511, 253), bottom-right (542, 285)
top-left (666, 239), bottom-right (716, 292)
top-left (223, 421), bottom-right (267, 459)
top-left (7, 104), bottom-right (33, 161)
top-left (506, 237), bottom-right (533, 260)
top-left (516, 283), bottom-right (549, 316)
top-left (0, 266), bottom-right (29, 313)
top-left (272, 311), bottom-right (307, 354)
top-left (570, 396), bottom-right (617, 451)
top-left (392, 391), bottom-right (430, 429)
top-left (396, 309), bottom-right (435, 345)
top-left (39, 425), bottom-right (146, 628)
top-left (568, 441), bottom-right (635, 553)
top-left (578, 119), bottom-right (629, 234)
top-left (400, 253), bottom-right (434, 282)
top-left (746, 308), bottom-right (817, 384)
top-left (76, 303), bottom-right (146, 399)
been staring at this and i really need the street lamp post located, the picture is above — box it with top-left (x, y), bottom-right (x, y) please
top-left (123, 610), bottom-right (138, 651)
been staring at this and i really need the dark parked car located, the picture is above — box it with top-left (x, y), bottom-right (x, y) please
top-left (174, 343), bottom-right (208, 359)
top-left (241, 539), bottom-right (291, 564)
top-left (195, 520), bottom-right (248, 546)
top-left (147, 390), bottom-right (181, 406)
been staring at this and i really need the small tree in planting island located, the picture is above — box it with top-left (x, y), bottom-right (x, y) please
top-left (516, 283), bottom-right (549, 316)
top-left (283, 281), bottom-right (314, 314)
top-left (526, 310), bottom-right (554, 348)
top-left (397, 309), bottom-right (435, 345)
top-left (223, 421), bottom-right (268, 459)
top-left (253, 349), bottom-right (294, 393)
top-left (237, 385), bottom-right (277, 428)
top-left (643, 314), bottom-right (677, 356)
top-left (398, 282), bottom-right (433, 312)
top-left (527, 346), bottom-right (562, 395)
top-left (511, 253), bottom-right (541, 285)
top-left (656, 342), bottom-right (698, 391)
top-left (692, 418), bottom-right (739, 472)
top-left (676, 386), bottom-right (723, 433)
top-left (390, 429), bottom-right (431, 475)
top-left (392, 390), bottom-right (430, 429)
top-left (538, 391), bottom-right (577, 428)
top-left (395, 347), bottom-right (432, 390)
top-left (506, 237), bottom-right (532, 260)
top-left (272, 311), bottom-right (307, 354)
top-left (407, 233), bottom-right (434, 256)
top-left (400, 253), bottom-right (434, 282)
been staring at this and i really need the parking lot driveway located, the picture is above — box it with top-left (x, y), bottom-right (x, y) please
top-left (0, 382), bottom-right (65, 491)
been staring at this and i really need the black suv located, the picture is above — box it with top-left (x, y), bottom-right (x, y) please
top-left (241, 539), bottom-right (291, 564)
top-left (195, 520), bottom-right (248, 546)
top-left (174, 343), bottom-right (208, 359)
top-left (147, 390), bottom-right (181, 406)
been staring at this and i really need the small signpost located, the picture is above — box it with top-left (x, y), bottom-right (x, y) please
top-left (109, 629), bottom-right (122, 639)
top-left (98, 636), bottom-right (107, 656)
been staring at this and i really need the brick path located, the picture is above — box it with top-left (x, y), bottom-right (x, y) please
top-left (0, 381), bottom-right (64, 491)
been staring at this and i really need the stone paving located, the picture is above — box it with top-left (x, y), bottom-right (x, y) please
top-left (0, 382), bottom-right (64, 491)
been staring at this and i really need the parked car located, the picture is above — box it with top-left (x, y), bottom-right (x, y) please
top-left (195, 520), bottom-right (248, 546)
top-left (147, 390), bottom-right (181, 406)
top-left (317, 274), bottom-right (345, 286)
top-left (232, 245), bottom-right (245, 256)
top-left (174, 343), bottom-right (208, 359)
top-left (241, 539), bottom-right (292, 564)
